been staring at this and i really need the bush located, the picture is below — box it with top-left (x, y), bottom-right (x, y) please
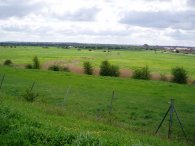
top-left (25, 64), bottom-right (33, 69)
top-left (33, 56), bottom-right (40, 69)
top-left (22, 89), bottom-right (39, 102)
top-left (48, 65), bottom-right (60, 71)
top-left (83, 62), bottom-right (93, 75)
top-left (3, 59), bottom-right (12, 66)
top-left (100, 60), bottom-right (120, 77)
top-left (133, 66), bottom-right (150, 80)
top-left (171, 67), bottom-right (188, 84)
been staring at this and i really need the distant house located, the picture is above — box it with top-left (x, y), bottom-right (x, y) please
top-left (176, 47), bottom-right (192, 54)
top-left (163, 47), bottom-right (192, 54)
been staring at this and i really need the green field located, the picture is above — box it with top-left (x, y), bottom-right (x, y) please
top-left (0, 46), bottom-right (195, 145)
top-left (0, 46), bottom-right (195, 79)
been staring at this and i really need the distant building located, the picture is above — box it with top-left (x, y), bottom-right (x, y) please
top-left (163, 47), bottom-right (192, 54)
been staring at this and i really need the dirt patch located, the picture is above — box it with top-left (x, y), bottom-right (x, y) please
top-left (150, 73), bottom-right (173, 81)
top-left (42, 60), bottom-right (66, 69)
top-left (42, 60), bottom-right (80, 70)
top-left (93, 68), bottom-right (99, 76)
top-left (150, 73), bottom-right (161, 81)
top-left (120, 69), bottom-right (133, 78)
top-left (67, 65), bottom-right (84, 74)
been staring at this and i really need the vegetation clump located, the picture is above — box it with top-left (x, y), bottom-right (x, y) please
top-left (171, 67), bottom-right (188, 84)
top-left (33, 56), bottom-right (40, 69)
top-left (62, 67), bottom-right (70, 72)
top-left (48, 65), bottom-right (60, 71)
top-left (48, 65), bottom-right (70, 72)
top-left (133, 66), bottom-right (150, 80)
top-left (100, 60), bottom-right (119, 77)
top-left (25, 56), bottom-right (40, 69)
top-left (3, 59), bottom-right (12, 66)
top-left (22, 89), bottom-right (39, 102)
top-left (83, 62), bottom-right (93, 75)
top-left (25, 64), bottom-right (33, 69)
top-left (160, 73), bottom-right (168, 81)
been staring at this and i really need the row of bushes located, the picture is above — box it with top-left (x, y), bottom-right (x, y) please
top-left (2, 58), bottom-right (189, 84)
top-left (83, 61), bottom-right (188, 84)
top-left (83, 61), bottom-right (119, 77)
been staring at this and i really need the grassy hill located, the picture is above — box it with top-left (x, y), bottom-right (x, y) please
top-left (0, 66), bottom-right (194, 145)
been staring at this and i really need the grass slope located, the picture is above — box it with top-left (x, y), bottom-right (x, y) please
top-left (0, 66), bottom-right (194, 145)
top-left (0, 96), bottom-right (188, 146)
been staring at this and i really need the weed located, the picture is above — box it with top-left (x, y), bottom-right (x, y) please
top-left (22, 89), bottom-right (39, 102)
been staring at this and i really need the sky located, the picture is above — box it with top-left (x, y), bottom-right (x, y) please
top-left (0, 0), bottom-right (195, 46)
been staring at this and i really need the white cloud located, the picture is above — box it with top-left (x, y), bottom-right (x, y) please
top-left (0, 0), bottom-right (194, 46)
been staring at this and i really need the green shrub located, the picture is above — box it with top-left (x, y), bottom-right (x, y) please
top-left (33, 56), bottom-right (40, 69)
top-left (22, 89), bottom-right (39, 102)
top-left (100, 60), bottom-right (119, 77)
top-left (171, 67), bottom-right (188, 84)
top-left (25, 64), bottom-right (33, 69)
top-left (48, 65), bottom-right (60, 71)
top-left (3, 59), bottom-right (12, 66)
top-left (133, 66), bottom-right (150, 80)
top-left (83, 62), bottom-right (93, 75)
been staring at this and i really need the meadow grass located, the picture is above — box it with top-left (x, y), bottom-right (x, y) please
top-left (0, 46), bottom-right (195, 79)
top-left (0, 66), bottom-right (194, 145)
top-left (0, 95), bottom-right (188, 146)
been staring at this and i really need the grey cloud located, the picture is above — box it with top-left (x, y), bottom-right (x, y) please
top-left (2, 25), bottom-right (29, 32)
top-left (59, 26), bottom-right (132, 36)
top-left (54, 7), bottom-right (100, 21)
top-left (80, 30), bottom-right (131, 36)
top-left (166, 30), bottom-right (195, 40)
top-left (188, 0), bottom-right (195, 7)
top-left (120, 10), bottom-right (195, 30)
top-left (1, 24), bottom-right (54, 36)
top-left (145, 0), bottom-right (170, 1)
top-left (0, 0), bottom-right (42, 19)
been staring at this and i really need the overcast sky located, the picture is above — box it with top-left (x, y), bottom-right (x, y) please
top-left (0, 0), bottom-right (195, 46)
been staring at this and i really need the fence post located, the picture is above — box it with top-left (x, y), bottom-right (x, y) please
top-left (155, 99), bottom-right (188, 141)
top-left (30, 81), bottom-right (35, 92)
top-left (0, 74), bottom-right (5, 91)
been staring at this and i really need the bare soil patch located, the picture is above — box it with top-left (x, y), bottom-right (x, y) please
top-left (120, 69), bottom-right (133, 78)
top-left (42, 60), bottom-right (80, 70)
